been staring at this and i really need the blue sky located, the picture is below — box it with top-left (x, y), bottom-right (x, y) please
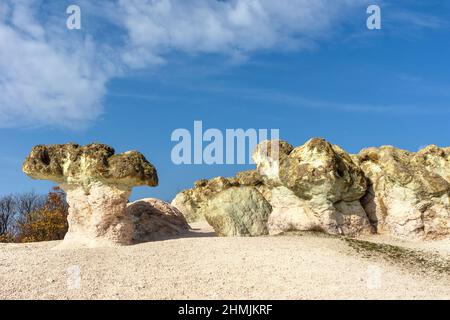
top-left (0, 0), bottom-right (449, 201)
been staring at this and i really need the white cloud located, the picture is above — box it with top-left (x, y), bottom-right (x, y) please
top-left (117, 0), bottom-right (366, 66)
top-left (7, 0), bottom-right (444, 129)
top-left (0, 0), bottom-right (113, 128)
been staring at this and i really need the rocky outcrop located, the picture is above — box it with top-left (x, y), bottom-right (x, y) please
top-left (127, 198), bottom-right (190, 242)
top-left (261, 138), bottom-right (371, 236)
top-left (173, 138), bottom-right (450, 240)
top-left (357, 146), bottom-right (450, 239)
top-left (198, 187), bottom-right (271, 236)
top-left (23, 143), bottom-right (166, 247)
top-left (171, 172), bottom-right (265, 223)
top-left (171, 177), bottom-right (235, 223)
top-left (252, 140), bottom-right (293, 187)
top-left (174, 138), bottom-right (372, 236)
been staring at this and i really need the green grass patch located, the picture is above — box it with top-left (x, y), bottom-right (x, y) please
top-left (344, 237), bottom-right (450, 275)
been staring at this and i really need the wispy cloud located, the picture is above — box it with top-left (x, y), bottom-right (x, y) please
top-left (392, 10), bottom-right (446, 30)
top-left (187, 85), bottom-right (450, 116)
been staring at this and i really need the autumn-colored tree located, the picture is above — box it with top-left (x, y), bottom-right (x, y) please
top-left (17, 187), bottom-right (69, 243)
top-left (0, 233), bottom-right (14, 243)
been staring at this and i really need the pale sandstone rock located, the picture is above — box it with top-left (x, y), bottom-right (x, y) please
top-left (277, 138), bottom-right (367, 202)
top-left (267, 187), bottom-right (371, 236)
top-left (171, 177), bottom-right (236, 223)
top-left (414, 145), bottom-right (450, 183)
top-left (23, 143), bottom-right (159, 248)
top-left (61, 182), bottom-right (133, 247)
top-left (255, 138), bottom-right (371, 235)
top-left (358, 146), bottom-right (450, 239)
top-left (266, 186), bottom-right (319, 235)
top-left (171, 173), bottom-right (263, 223)
top-left (170, 148), bottom-right (278, 224)
top-left (172, 138), bottom-right (450, 240)
top-left (199, 187), bottom-right (271, 236)
top-left (252, 140), bottom-right (293, 187)
top-left (127, 198), bottom-right (190, 242)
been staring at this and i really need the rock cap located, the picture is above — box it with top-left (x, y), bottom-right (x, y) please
top-left (23, 143), bottom-right (158, 189)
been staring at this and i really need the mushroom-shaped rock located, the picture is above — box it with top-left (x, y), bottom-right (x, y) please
top-left (23, 143), bottom-right (158, 248)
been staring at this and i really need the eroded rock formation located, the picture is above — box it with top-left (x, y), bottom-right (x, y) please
top-left (171, 171), bottom-right (266, 223)
top-left (172, 138), bottom-right (450, 240)
top-left (198, 187), bottom-right (271, 236)
top-left (23, 143), bottom-right (189, 247)
top-left (127, 198), bottom-right (190, 242)
top-left (357, 146), bottom-right (450, 239)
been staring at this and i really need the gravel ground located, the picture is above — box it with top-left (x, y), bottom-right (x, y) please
top-left (1, 223), bottom-right (450, 300)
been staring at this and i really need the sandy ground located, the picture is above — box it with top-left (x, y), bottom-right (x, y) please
top-left (1, 222), bottom-right (450, 300)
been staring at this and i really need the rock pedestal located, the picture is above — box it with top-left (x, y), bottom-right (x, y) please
top-left (22, 143), bottom-right (164, 248)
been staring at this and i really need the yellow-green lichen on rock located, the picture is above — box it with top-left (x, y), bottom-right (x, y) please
top-left (23, 143), bottom-right (158, 191)
top-left (172, 137), bottom-right (450, 240)
top-left (199, 186), bottom-right (271, 236)
top-left (358, 145), bottom-right (450, 239)
top-left (22, 143), bottom-right (161, 248)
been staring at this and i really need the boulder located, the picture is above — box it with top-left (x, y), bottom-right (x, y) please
top-left (171, 176), bottom-right (238, 223)
top-left (414, 145), bottom-right (450, 183)
top-left (266, 186), bottom-right (371, 236)
top-left (277, 138), bottom-right (367, 202)
top-left (171, 172), bottom-right (265, 223)
top-left (198, 187), bottom-right (271, 236)
top-left (127, 198), bottom-right (190, 242)
top-left (252, 140), bottom-right (293, 187)
top-left (358, 146), bottom-right (450, 239)
top-left (172, 138), bottom-right (450, 240)
top-left (255, 138), bottom-right (371, 235)
top-left (266, 186), bottom-right (319, 235)
top-left (23, 143), bottom-right (158, 247)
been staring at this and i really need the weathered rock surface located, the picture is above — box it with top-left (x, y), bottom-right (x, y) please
top-left (198, 187), bottom-right (271, 236)
top-left (173, 138), bottom-right (450, 240)
top-left (414, 145), bottom-right (450, 183)
top-left (171, 173), bottom-right (264, 223)
top-left (23, 143), bottom-right (158, 188)
top-left (252, 140), bottom-right (293, 187)
top-left (358, 146), bottom-right (450, 239)
top-left (23, 143), bottom-right (160, 247)
top-left (259, 138), bottom-right (371, 236)
top-left (127, 198), bottom-right (190, 242)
